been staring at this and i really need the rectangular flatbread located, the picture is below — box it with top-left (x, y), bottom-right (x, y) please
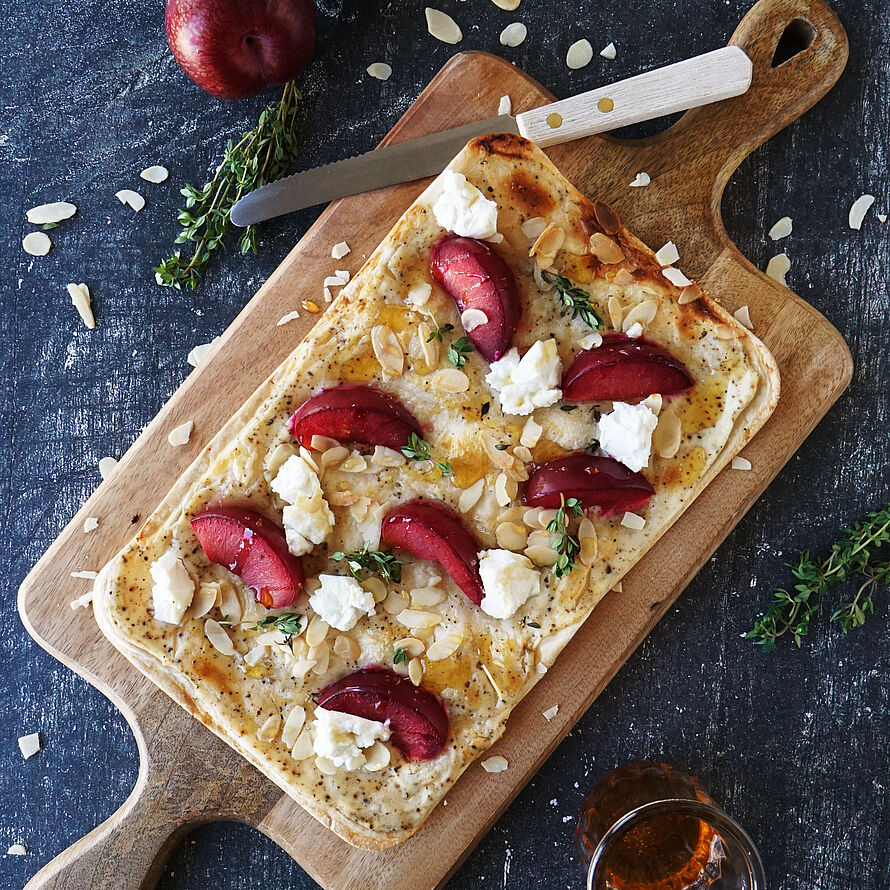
top-left (93, 134), bottom-right (779, 850)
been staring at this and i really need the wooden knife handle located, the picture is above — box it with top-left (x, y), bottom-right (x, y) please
top-left (516, 46), bottom-right (753, 148)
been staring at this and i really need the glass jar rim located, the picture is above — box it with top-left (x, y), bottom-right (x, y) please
top-left (586, 797), bottom-right (766, 890)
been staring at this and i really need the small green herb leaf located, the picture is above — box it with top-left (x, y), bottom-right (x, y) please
top-left (447, 336), bottom-right (475, 369)
top-left (332, 543), bottom-right (402, 584)
top-left (547, 494), bottom-right (584, 579)
top-left (401, 433), bottom-right (452, 478)
top-left (426, 323), bottom-right (454, 343)
top-left (393, 646), bottom-right (409, 666)
top-left (543, 270), bottom-right (603, 330)
top-left (249, 612), bottom-right (303, 638)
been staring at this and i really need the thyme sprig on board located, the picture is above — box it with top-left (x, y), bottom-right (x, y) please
top-left (747, 502), bottom-right (890, 649)
top-left (543, 270), bottom-right (603, 330)
top-left (155, 81), bottom-right (301, 290)
top-left (548, 494), bottom-right (585, 578)
top-left (332, 542), bottom-right (402, 585)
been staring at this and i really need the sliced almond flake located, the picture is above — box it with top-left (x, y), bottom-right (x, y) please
top-left (426, 629), bottom-right (463, 661)
top-left (520, 416), bottom-right (543, 447)
top-left (167, 420), bottom-right (193, 447)
top-left (282, 706), bottom-right (306, 749)
top-left (613, 580), bottom-right (623, 593)
top-left (363, 740), bottom-right (391, 771)
top-left (765, 253), bottom-right (790, 285)
top-left (654, 408), bottom-right (682, 459)
top-left (407, 281), bottom-right (432, 307)
top-left (425, 7), bottom-right (462, 44)
top-left (495, 472), bottom-right (517, 507)
top-left (257, 713), bottom-right (282, 742)
top-left (432, 367), bottom-right (469, 393)
top-left (491, 0), bottom-right (520, 8)
top-left (529, 224), bottom-right (565, 260)
top-left (290, 727), bottom-right (315, 760)
top-left (331, 241), bottom-right (350, 259)
top-left (662, 267), bottom-right (692, 288)
top-left (878, 214), bottom-right (887, 223)
top-left (371, 444), bottom-right (405, 467)
top-left (654, 241), bottom-right (680, 267)
top-left (579, 518), bottom-right (598, 565)
top-left (71, 570), bottom-right (98, 580)
top-left (542, 705), bottom-right (559, 721)
top-left (525, 544), bottom-right (558, 567)
top-left (187, 338), bottom-right (219, 367)
top-left (621, 511), bottom-right (646, 530)
top-left (115, 189), bottom-right (145, 211)
top-left (277, 310), bottom-right (301, 326)
top-left (333, 634), bottom-right (361, 659)
top-left (66, 283), bottom-right (95, 329)
top-left (458, 477), bottom-right (485, 513)
top-left (496, 522), bottom-right (527, 550)
top-left (408, 656), bottom-right (424, 686)
top-left (340, 452), bottom-right (369, 473)
top-left (622, 299), bottom-right (657, 331)
top-left (394, 637), bottom-right (425, 657)
top-left (334, 270), bottom-right (350, 283)
top-left (734, 305), bottom-right (754, 329)
top-left (629, 172), bottom-right (650, 188)
top-left (316, 755), bottom-right (337, 775)
top-left (189, 581), bottom-right (220, 619)
top-left (849, 194), bottom-right (875, 230)
top-left (204, 619), bottom-right (235, 656)
top-left (500, 22), bottom-right (527, 47)
top-left (614, 267), bottom-right (635, 286)
top-left (7, 843), bottom-right (27, 856)
top-left (26, 201), bottom-right (77, 224)
top-left (521, 216), bottom-right (547, 240)
top-left (607, 295), bottom-right (623, 330)
top-left (625, 322), bottom-right (642, 339)
top-left (566, 39), bottom-right (593, 70)
top-left (22, 231), bottom-right (51, 256)
top-left (600, 41), bottom-right (617, 59)
top-left (411, 586), bottom-right (445, 607)
top-left (498, 94), bottom-right (512, 115)
top-left (482, 755), bottom-right (509, 773)
top-left (306, 616), bottom-right (330, 648)
top-left (83, 516), bottom-right (99, 533)
top-left (461, 308), bottom-right (488, 332)
top-left (18, 733), bottom-right (41, 759)
top-left (366, 62), bottom-right (392, 81)
top-left (396, 609), bottom-right (442, 629)
top-left (768, 216), bottom-right (792, 240)
top-left (579, 331), bottom-right (603, 350)
top-left (244, 645), bottom-right (266, 667)
top-left (731, 456), bottom-right (752, 471)
top-left (140, 166), bottom-right (169, 183)
top-left (383, 590), bottom-right (410, 615)
top-left (69, 589), bottom-right (94, 609)
top-left (678, 283), bottom-right (702, 305)
top-left (98, 456), bottom-right (118, 480)
top-left (589, 232), bottom-right (624, 264)
top-left (372, 325), bottom-right (404, 375)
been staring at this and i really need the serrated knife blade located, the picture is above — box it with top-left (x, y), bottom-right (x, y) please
top-left (230, 46), bottom-right (751, 226)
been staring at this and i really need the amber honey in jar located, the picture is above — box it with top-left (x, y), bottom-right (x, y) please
top-left (577, 762), bottom-right (765, 890)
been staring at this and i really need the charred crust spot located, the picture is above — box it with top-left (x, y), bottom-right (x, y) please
top-left (593, 199), bottom-right (621, 235)
top-left (471, 132), bottom-right (532, 158)
top-left (509, 170), bottom-right (556, 216)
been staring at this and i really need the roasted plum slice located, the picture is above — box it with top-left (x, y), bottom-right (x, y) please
top-left (318, 666), bottom-right (448, 761)
top-left (523, 453), bottom-right (655, 516)
top-left (191, 506), bottom-right (304, 608)
top-left (562, 334), bottom-right (693, 403)
top-left (381, 500), bottom-right (485, 606)
top-left (289, 384), bottom-right (422, 451)
top-left (429, 234), bottom-right (521, 362)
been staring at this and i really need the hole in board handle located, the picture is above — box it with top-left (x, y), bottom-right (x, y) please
top-left (771, 18), bottom-right (817, 67)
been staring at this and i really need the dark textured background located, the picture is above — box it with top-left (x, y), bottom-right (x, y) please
top-left (2, 0), bottom-right (888, 887)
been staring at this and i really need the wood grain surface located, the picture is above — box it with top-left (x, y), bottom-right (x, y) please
top-left (14, 1), bottom-right (854, 887)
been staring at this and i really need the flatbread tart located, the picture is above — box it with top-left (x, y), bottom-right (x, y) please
top-left (92, 133), bottom-right (779, 850)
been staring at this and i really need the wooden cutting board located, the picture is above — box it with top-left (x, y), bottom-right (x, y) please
top-left (18, 1), bottom-right (850, 887)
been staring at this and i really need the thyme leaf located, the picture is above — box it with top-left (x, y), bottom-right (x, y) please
top-left (543, 270), bottom-right (603, 330)
top-left (332, 542), bottom-right (402, 584)
top-left (547, 494), bottom-right (584, 578)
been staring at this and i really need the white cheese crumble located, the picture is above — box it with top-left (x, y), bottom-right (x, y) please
top-left (432, 169), bottom-right (498, 239)
top-left (478, 549), bottom-right (541, 619)
top-left (625, 321), bottom-right (644, 339)
top-left (309, 574), bottom-right (375, 632)
top-left (18, 732), bottom-right (41, 759)
top-left (313, 708), bottom-right (390, 770)
top-left (598, 402), bottom-right (658, 472)
top-left (150, 550), bottom-right (195, 625)
top-left (271, 454), bottom-right (334, 556)
top-left (83, 516), bottom-right (99, 533)
top-left (621, 511), bottom-right (646, 530)
top-left (485, 339), bottom-right (562, 416)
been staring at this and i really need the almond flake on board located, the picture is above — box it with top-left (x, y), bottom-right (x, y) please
top-left (768, 216), bottom-right (792, 240)
top-left (26, 201), bottom-right (77, 224)
top-left (22, 232), bottom-right (52, 256)
top-left (732, 456), bottom-right (752, 471)
top-left (654, 241), bottom-right (680, 267)
top-left (425, 8), bottom-right (462, 44)
top-left (187, 337), bottom-right (219, 367)
top-left (566, 39), bottom-right (593, 70)
top-left (69, 590), bottom-right (94, 609)
top-left (7, 844), bottom-right (27, 856)
top-left (600, 42), bottom-right (617, 59)
top-left (662, 267), bottom-right (692, 288)
top-left (629, 172), bottom-right (650, 188)
top-left (765, 253), bottom-right (790, 285)
top-left (140, 166), bottom-right (169, 183)
top-left (331, 241), bottom-right (350, 259)
top-left (542, 705), bottom-right (559, 721)
top-left (491, 0), bottom-right (520, 8)
top-left (66, 283), bottom-right (95, 329)
top-left (83, 517), bottom-right (99, 533)
top-left (372, 325), bottom-right (404, 376)
top-left (70, 570), bottom-right (98, 580)
top-left (498, 95), bottom-right (512, 115)
top-left (366, 62), bottom-right (392, 81)
top-left (115, 189), bottom-right (145, 211)
top-left (848, 194), bottom-right (875, 230)
top-left (482, 755), bottom-right (509, 773)
top-left (277, 310), bottom-right (301, 326)
top-left (18, 733), bottom-right (41, 759)
top-left (734, 305), bottom-right (754, 330)
top-left (98, 456), bottom-right (118, 479)
top-left (167, 420), bottom-right (193, 447)
top-left (500, 22), bottom-right (527, 47)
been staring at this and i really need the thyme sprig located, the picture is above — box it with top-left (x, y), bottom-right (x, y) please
top-left (155, 81), bottom-right (301, 290)
top-left (747, 502), bottom-right (890, 649)
top-left (401, 432), bottom-right (453, 477)
top-left (543, 270), bottom-right (603, 330)
top-left (447, 336), bottom-right (474, 369)
top-left (332, 542), bottom-right (402, 584)
top-left (426, 323), bottom-right (454, 343)
top-left (249, 612), bottom-right (303, 639)
top-left (393, 646), bottom-right (409, 666)
top-left (547, 494), bottom-right (585, 578)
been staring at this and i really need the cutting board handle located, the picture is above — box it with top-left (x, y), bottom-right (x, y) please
top-left (664, 0), bottom-right (848, 196)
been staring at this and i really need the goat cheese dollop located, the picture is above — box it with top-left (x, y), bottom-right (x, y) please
top-left (313, 708), bottom-right (391, 770)
top-left (432, 170), bottom-right (498, 239)
top-left (271, 453), bottom-right (335, 556)
top-left (309, 573), bottom-right (376, 632)
top-left (150, 549), bottom-right (195, 625)
top-left (597, 401), bottom-right (658, 472)
top-left (485, 339), bottom-right (562, 415)
top-left (478, 549), bottom-right (542, 619)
